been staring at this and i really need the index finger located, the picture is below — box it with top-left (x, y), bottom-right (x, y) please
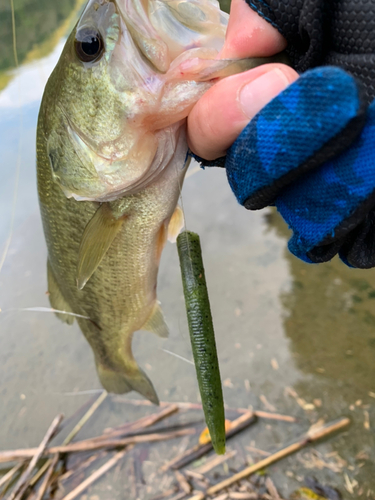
top-left (220, 0), bottom-right (287, 59)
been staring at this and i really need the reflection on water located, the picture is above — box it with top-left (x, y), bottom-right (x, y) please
top-left (0, 0), bottom-right (84, 91)
top-left (0, 0), bottom-right (77, 71)
top-left (266, 210), bottom-right (375, 491)
top-left (0, 0), bottom-right (374, 498)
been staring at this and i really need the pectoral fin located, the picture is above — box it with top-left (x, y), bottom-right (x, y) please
top-left (168, 205), bottom-right (184, 243)
top-left (142, 301), bottom-right (169, 338)
top-left (77, 203), bottom-right (125, 290)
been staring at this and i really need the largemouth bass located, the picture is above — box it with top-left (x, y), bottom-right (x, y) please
top-left (37, 0), bottom-right (273, 403)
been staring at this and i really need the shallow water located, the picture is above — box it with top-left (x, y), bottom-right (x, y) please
top-left (0, 1), bottom-right (374, 498)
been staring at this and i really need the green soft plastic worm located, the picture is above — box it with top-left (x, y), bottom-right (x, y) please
top-left (177, 231), bottom-right (226, 455)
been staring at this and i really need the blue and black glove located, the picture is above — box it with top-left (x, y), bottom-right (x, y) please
top-left (197, 0), bottom-right (375, 268)
top-left (226, 66), bottom-right (375, 267)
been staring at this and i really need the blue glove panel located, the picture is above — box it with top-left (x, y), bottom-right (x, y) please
top-left (277, 101), bottom-right (375, 264)
top-left (226, 67), bottom-right (365, 209)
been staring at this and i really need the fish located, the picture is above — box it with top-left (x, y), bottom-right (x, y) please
top-left (36, 0), bottom-right (271, 404)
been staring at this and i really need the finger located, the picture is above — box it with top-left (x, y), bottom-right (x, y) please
top-left (220, 0), bottom-right (287, 59)
top-left (187, 63), bottom-right (299, 160)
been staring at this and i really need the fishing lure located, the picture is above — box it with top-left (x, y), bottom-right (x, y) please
top-left (177, 231), bottom-right (225, 455)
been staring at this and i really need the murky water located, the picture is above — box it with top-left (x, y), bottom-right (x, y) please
top-left (0, 1), bottom-right (374, 498)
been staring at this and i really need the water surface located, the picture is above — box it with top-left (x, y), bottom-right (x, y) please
top-left (0, 1), bottom-right (374, 498)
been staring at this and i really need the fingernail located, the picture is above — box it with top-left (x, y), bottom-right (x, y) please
top-left (239, 68), bottom-right (291, 119)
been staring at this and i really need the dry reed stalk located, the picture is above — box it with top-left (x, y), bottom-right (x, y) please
top-left (59, 395), bottom-right (100, 431)
top-left (212, 494), bottom-right (229, 500)
top-left (0, 462), bottom-right (24, 490)
top-left (184, 470), bottom-right (206, 482)
top-left (169, 491), bottom-right (190, 500)
top-left (150, 487), bottom-right (179, 500)
top-left (29, 392), bottom-right (107, 488)
top-left (228, 494), bottom-right (258, 499)
top-left (163, 412), bottom-right (256, 471)
top-left (33, 454), bottom-right (59, 500)
top-left (104, 405), bottom-right (179, 438)
top-left (175, 471), bottom-right (192, 494)
top-left (205, 417), bottom-right (351, 497)
top-left (265, 477), bottom-right (282, 500)
top-left (195, 450), bottom-right (237, 475)
top-left (187, 493), bottom-right (205, 500)
top-left (252, 411), bottom-right (295, 423)
top-left (246, 446), bottom-right (270, 457)
top-left (184, 471), bottom-right (210, 491)
top-left (63, 391), bottom-right (108, 445)
top-left (0, 429), bottom-right (195, 462)
top-left (8, 414), bottom-right (63, 500)
top-left (115, 399), bottom-right (296, 422)
top-left (60, 448), bottom-right (130, 500)
top-left (188, 492), bottom-right (259, 500)
top-left (211, 494), bottom-right (228, 500)
top-left (0, 462), bottom-right (25, 500)
top-left (58, 452), bottom-right (106, 483)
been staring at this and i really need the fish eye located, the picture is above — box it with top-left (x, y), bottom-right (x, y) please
top-left (75, 27), bottom-right (104, 63)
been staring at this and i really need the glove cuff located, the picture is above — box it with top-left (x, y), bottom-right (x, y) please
top-left (189, 152), bottom-right (226, 168)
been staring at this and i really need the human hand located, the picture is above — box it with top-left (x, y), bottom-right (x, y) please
top-left (188, 0), bottom-right (375, 268)
top-left (187, 0), bottom-right (299, 161)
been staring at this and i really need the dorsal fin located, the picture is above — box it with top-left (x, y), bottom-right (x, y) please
top-left (77, 204), bottom-right (126, 290)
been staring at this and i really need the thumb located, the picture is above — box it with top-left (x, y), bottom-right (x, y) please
top-left (187, 63), bottom-right (299, 161)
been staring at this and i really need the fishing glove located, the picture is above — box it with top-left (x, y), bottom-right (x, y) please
top-left (196, 0), bottom-right (375, 268)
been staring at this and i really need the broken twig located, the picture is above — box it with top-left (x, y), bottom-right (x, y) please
top-left (205, 417), bottom-right (351, 497)
top-left (175, 470), bottom-right (192, 494)
top-left (8, 414), bottom-right (63, 500)
top-left (163, 412), bottom-right (256, 471)
top-left (115, 399), bottom-right (296, 423)
top-left (64, 391), bottom-right (108, 445)
top-left (103, 404), bottom-right (179, 439)
top-left (58, 452), bottom-right (106, 484)
top-left (0, 429), bottom-right (195, 462)
top-left (265, 477), bottom-right (282, 500)
top-left (29, 391), bottom-right (107, 488)
top-left (195, 450), bottom-right (237, 475)
top-left (33, 453), bottom-right (59, 500)
top-left (0, 462), bottom-right (24, 490)
top-left (60, 448), bottom-right (130, 500)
